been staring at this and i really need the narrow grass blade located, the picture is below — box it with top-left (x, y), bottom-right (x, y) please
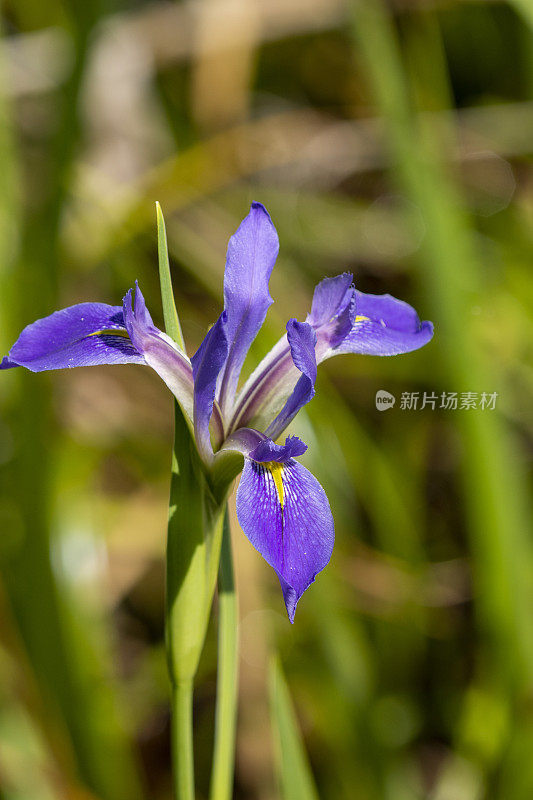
top-left (350, 0), bottom-right (533, 692)
top-left (0, 15), bottom-right (145, 800)
top-left (269, 656), bottom-right (320, 800)
top-left (156, 201), bottom-right (186, 351)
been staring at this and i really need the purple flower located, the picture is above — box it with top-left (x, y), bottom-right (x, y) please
top-left (1, 202), bottom-right (433, 621)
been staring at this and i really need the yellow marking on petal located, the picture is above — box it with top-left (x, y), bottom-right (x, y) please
top-left (87, 329), bottom-right (130, 338)
top-left (355, 315), bottom-right (370, 322)
top-left (264, 461), bottom-right (285, 510)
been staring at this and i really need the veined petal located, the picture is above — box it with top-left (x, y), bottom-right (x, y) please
top-left (265, 320), bottom-right (317, 441)
top-left (122, 284), bottom-right (196, 423)
top-left (1, 302), bottom-right (144, 372)
top-left (323, 291), bottom-right (434, 358)
top-left (191, 312), bottom-right (228, 462)
top-left (236, 435), bottom-right (334, 622)
top-left (230, 278), bottom-right (433, 434)
top-left (217, 202), bottom-right (279, 416)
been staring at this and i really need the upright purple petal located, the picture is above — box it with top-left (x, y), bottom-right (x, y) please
top-left (191, 313), bottom-right (228, 462)
top-left (1, 302), bottom-right (144, 372)
top-left (329, 291), bottom-right (434, 357)
top-left (265, 320), bottom-right (317, 441)
top-left (236, 436), bottom-right (334, 622)
top-left (217, 202), bottom-right (279, 416)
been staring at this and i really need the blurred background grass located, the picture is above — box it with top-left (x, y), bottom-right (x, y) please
top-left (0, 0), bottom-right (532, 798)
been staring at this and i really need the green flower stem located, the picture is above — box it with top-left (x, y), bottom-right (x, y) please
top-left (158, 208), bottom-right (227, 799)
top-left (210, 511), bottom-right (239, 800)
top-left (166, 401), bottom-right (226, 798)
top-left (172, 680), bottom-right (195, 800)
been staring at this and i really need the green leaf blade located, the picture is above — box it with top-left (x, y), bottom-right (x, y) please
top-left (156, 201), bottom-right (186, 352)
top-left (269, 656), bottom-right (320, 800)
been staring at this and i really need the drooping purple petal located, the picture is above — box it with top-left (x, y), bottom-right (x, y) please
top-left (191, 312), bottom-right (228, 462)
top-left (236, 437), bottom-right (334, 622)
top-left (265, 320), bottom-right (317, 441)
top-left (121, 285), bottom-right (197, 423)
top-left (0, 302), bottom-right (144, 372)
top-left (217, 202), bottom-right (279, 416)
top-left (328, 291), bottom-right (434, 358)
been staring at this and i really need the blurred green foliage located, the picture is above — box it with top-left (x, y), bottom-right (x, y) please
top-left (0, 0), bottom-right (532, 798)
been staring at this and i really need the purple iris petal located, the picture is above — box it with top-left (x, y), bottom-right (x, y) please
top-left (307, 272), bottom-right (356, 348)
top-left (0, 302), bottom-right (144, 372)
top-left (249, 434), bottom-right (307, 463)
top-left (236, 436), bottom-right (334, 622)
top-left (191, 312), bottom-right (228, 461)
top-left (265, 320), bottom-right (317, 441)
top-left (218, 426), bottom-right (268, 458)
top-left (330, 291), bottom-right (434, 357)
top-left (217, 202), bottom-right (279, 415)
top-left (121, 285), bottom-right (197, 423)
top-left (229, 274), bottom-right (358, 434)
top-left (122, 283), bottom-right (156, 349)
top-left (231, 277), bottom-right (433, 435)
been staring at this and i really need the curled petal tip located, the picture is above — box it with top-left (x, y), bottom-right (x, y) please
top-left (1, 355), bottom-right (16, 370)
top-left (307, 273), bottom-right (355, 328)
top-left (277, 575), bottom-right (299, 623)
top-left (249, 434), bottom-right (307, 463)
top-left (250, 200), bottom-right (269, 214)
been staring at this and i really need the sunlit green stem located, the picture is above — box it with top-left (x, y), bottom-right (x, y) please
top-left (210, 511), bottom-right (239, 800)
top-left (172, 680), bottom-right (195, 800)
top-left (165, 402), bottom-right (226, 799)
top-left (159, 206), bottom-right (227, 800)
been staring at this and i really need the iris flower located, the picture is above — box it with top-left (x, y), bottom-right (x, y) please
top-left (1, 203), bottom-right (433, 621)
